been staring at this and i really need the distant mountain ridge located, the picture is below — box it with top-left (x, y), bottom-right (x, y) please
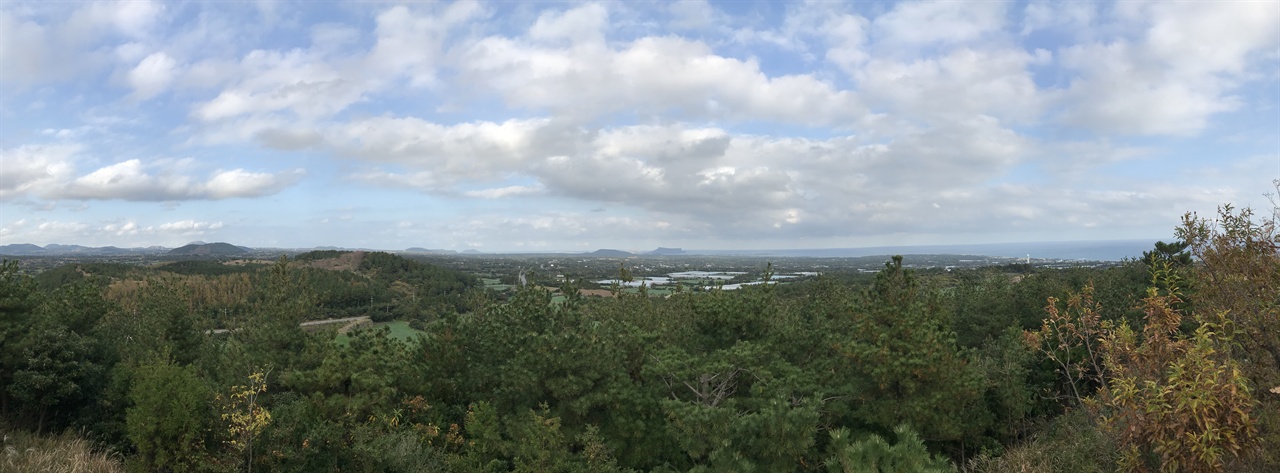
top-left (405, 247), bottom-right (458, 254)
top-left (167, 242), bottom-right (250, 256)
top-left (0, 243), bottom-right (168, 256)
top-left (586, 249), bottom-right (633, 257)
top-left (0, 243), bottom-right (47, 255)
top-left (1, 239), bottom-right (1160, 261)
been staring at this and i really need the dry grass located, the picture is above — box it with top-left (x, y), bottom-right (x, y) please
top-left (2, 429), bottom-right (123, 473)
top-left (963, 410), bottom-right (1115, 473)
top-left (302, 250), bottom-right (366, 272)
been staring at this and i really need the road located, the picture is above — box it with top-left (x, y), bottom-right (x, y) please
top-left (207, 315), bottom-right (372, 335)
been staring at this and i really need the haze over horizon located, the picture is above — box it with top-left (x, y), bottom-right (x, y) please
top-left (2, 1), bottom-right (1278, 251)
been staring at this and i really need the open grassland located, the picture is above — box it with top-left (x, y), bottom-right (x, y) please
top-left (2, 428), bottom-right (123, 473)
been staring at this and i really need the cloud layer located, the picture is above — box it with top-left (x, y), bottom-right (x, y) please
top-left (2, 1), bottom-right (1277, 249)
top-left (1, 145), bottom-right (303, 202)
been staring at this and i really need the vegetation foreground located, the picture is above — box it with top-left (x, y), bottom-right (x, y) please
top-left (1, 204), bottom-right (1277, 472)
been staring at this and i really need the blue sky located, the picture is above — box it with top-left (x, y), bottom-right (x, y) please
top-left (1, 0), bottom-right (1277, 251)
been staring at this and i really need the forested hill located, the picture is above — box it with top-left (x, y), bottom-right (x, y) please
top-left (294, 250), bottom-right (479, 320)
top-left (33, 251), bottom-right (479, 325)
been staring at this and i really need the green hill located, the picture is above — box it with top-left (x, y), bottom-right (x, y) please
top-left (167, 242), bottom-right (250, 256)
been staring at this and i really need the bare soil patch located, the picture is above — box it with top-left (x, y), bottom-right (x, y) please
top-left (578, 289), bottom-right (616, 298)
top-left (304, 250), bottom-right (366, 272)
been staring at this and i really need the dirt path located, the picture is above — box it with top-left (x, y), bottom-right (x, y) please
top-left (209, 315), bottom-right (372, 335)
top-left (335, 317), bottom-right (372, 334)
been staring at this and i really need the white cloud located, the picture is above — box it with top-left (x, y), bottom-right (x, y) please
top-left (332, 117), bottom-right (568, 185)
top-left (157, 219), bottom-right (224, 234)
top-left (1142, 1), bottom-right (1280, 77)
top-left (63, 159), bottom-right (193, 200)
top-left (310, 23), bottom-right (361, 55)
top-left (37, 221), bottom-right (91, 233)
top-left (101, 0), bottom-right (164, 38)
top-left (0, 145), bottom-right (303, 202)
top-left (463, 185), bottom-right (544, 199)
top-left (872, 1), bottom-right (1009, 50)
top-left (350, 169), bottom-right (445, 191)
top-left (365, 2), bottom-right (486, 87)
top-left (1020, 1), bottom-right (1096, 37)
top-left (127, 51), bottom-right (176, 99)
top-left (668, 0), bottom-right (717, 31)
top-left (529, 3), bottom-right (608, 45)
top-left (0, 144), bottom-right (80, 200)
top-left (320, 117), bottom-right (1039, 238)
top-left (0, 219), bottom-right (91, 245)
top-left (1056, 1), bottom-right (1280, 135)
top-left (1057, 41), bottom-right (1238, 136)
top-left (0, 217), bottom-right (226, 245)
top-left (456, 34), bottom-right (865, 125)
top-left (205, 168), bottom-right (302, 199)
top-left (102, 220), bottom-right (139, 236)
top-left (857, 48), bottom-right (1045, 124)
top-left (192, 49), bottom-right (362, 122)
top-left (186, 1), bottom-right (485, 129)
top-left (2, 1), bottom-right (1275, 249)
top-left (0, 1), bottom-right (165, 88)
top-left (0, 10), bottom-right (81, 85)
top-left (823, 13), bottom-right (871, 72)
top-left (1036, 139), bottom-right (1152, 174)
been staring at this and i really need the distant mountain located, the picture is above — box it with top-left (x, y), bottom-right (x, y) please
top-left (461, 249), bottom-right (483, 255)
top-left (648, 247), bottom-right (686, 255)
top-left (185, 241), bottom-right (208, 246)
top-left (688, 240), bottom-right (1157, 261)
top-left (405, 247), bottom-right (457, 254)
top-left (43, 244), bottom-right (89, 253)
top-left (587, 249), bottom-right (633, 257)
top-left (168, 242), bottom-right (250, 256)
top-left (0, 243), bottom-right (46, 255)
top-left (10, 244), bottom-right (177, 256)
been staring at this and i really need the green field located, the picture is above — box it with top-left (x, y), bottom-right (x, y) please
top-left (621, 286), bottom-right (674, 296)
top-left (335, 320), bottom-right (424, 345)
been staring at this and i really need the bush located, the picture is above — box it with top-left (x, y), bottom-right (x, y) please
top-left (125, 361), bottom-right (215, 472)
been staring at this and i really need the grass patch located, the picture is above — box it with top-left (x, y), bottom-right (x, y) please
top-left (335, 320), bottom-right (425, 345)
top-left (620, 287), bottom-right (675, 296)
top-left (481, 278), bottom-right (515, 291)
top-left (964, 410), bottom-right (1115, 473)
top-left (1, 427), bottom-right (123, 473)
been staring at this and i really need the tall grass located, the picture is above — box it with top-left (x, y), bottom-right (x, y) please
top-left (2, 427), bottom-right (123, 473)
top-left (963, 410), bottom-right (1115, 473)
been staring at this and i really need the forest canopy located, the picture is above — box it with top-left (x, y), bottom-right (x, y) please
top-left (1, 204), bottom-right (1277, 472)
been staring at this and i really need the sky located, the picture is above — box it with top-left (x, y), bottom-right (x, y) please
top-left (1, 0), bottom-right (1278, 252)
